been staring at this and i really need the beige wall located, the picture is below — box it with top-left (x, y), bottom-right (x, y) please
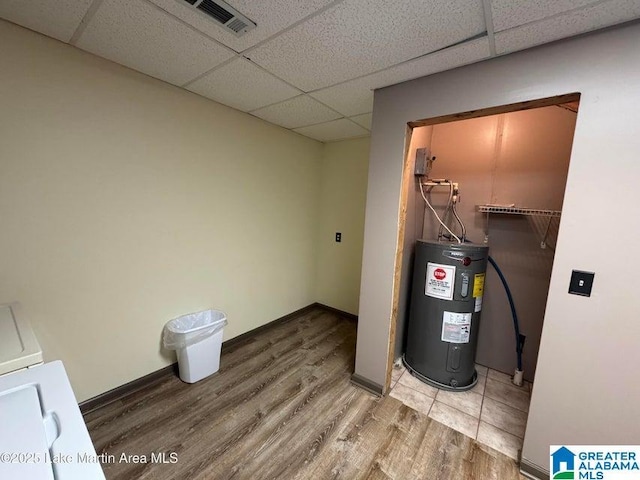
top-left (315, 138), bottom-right (369, 315)
top-left (0, 20), bottom-right (323, 402)
top-left (413, 107), bottom-right (576, 381)
top-left (356, 22), bottom-right (640, 473)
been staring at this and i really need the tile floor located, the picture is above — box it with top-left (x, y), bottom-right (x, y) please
top-left (389, 362), bottom-right (532, 460)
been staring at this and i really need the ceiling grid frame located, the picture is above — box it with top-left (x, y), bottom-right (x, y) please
top-left (1, 0), bottom-right (639, 142)
top-left (69, 0), bottom-right (105, 45)
top-left (186, 57), bottom-right (302, 112)
top-left (481, 0), bottom-right (497, 56)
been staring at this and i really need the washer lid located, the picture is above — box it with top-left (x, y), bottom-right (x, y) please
top-left (0, 385), bottom-right (55, 479)
top-left (0, 361), bottom-right (106, 479)
top-left (0, 303), bottom-right (43, 375)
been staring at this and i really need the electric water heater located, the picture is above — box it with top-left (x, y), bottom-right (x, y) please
top-left (404, 240), bottom-right (489, 391)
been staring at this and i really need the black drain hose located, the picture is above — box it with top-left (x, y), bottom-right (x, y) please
top-left (488, 255), bottom-right (524, 371)
top-left (440, 231), bottom-right (525, 373)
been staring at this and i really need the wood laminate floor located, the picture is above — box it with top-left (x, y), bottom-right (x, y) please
top-left (84, 307), bottom-right (526, 480)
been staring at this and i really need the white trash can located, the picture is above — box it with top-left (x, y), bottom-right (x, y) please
top-left (163, 309), bottom-right (227, 383)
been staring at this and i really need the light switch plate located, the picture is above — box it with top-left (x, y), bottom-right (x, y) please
top-left (569, 270), bottom-right (595, 297)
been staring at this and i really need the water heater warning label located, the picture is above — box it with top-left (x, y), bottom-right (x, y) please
top-left (473, 273), bottom-right (485, 298)
top-left (441, 311), bottom-right (472, 343)
top-left (425, 262), bottom-right (456, 300)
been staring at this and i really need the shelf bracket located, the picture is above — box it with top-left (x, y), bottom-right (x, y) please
top-left (484, 211), bottom-right (489, 244)
top-left (540, 216), bottom-right (554, 249)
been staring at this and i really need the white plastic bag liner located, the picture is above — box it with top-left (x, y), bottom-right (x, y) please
top-left (163, 309), bottom-right (227, 350)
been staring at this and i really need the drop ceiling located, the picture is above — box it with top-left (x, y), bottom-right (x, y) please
top-left (1, 0), bottom-right (639, 142)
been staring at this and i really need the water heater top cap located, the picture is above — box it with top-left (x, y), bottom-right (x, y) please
top-left (417, 239), bottom-right (489, 250)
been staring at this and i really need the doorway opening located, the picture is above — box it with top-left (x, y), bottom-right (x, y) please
top-left (386, 93), bottom-right (580, 458)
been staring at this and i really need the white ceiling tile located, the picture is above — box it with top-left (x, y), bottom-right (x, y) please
top-left (294, 119), bottom-right (369, 142)
top-left (0, 0), bottom-right (93, 42)
top-left (148, 0), bottom-right (333, 51)
top-left (350, 113), bottom-right (372, 130)
top-left (251, 95), bottom-right (341, 129)
top-left (310, 38), bottom-right (491, 116)
top-left (187, 58), bottom-right (300, 111)
top-left (495, 0), bottom-right (640, 55)
top-left (247, 0), bottom-right (486, 91)
top-left (76, 0), bottom-right (234, 86)
top-left (310, 81), bottom-right (376, 118)
top-left (490, 0), bottom-right (600, 32)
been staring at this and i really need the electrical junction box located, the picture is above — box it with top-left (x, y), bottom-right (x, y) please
top-left (414, 148), bottom-right (431, 176)
top-left (569, 270), bottom-right (595, 297)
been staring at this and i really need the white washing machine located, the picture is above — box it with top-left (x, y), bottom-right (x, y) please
top-left (0, 303), bottom-right (105, 480)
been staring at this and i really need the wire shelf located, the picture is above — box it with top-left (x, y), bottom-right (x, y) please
top-left (478, 205), bottom-right (562, 248)
top-left (477, 205), bottom-right (562, 217)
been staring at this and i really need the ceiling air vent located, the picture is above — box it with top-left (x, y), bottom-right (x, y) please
top-left (183, 0), bottom-right (256, 37)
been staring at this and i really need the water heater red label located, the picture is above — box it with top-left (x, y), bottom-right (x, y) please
top-left (434, 268), bottom-right (447, 280)
top-left (426, 262), bottom-right (456, 300)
